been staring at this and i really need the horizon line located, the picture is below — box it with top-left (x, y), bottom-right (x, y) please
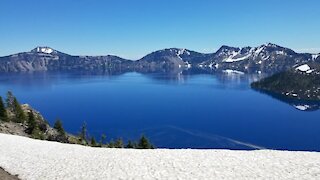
top-left (1, 43), bottom-right (320, 60)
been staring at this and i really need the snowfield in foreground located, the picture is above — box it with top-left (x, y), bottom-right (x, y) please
top-left (0, 134), bottom-right (320, 180)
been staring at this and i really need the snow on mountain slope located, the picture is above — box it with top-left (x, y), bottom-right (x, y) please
top-left (296, 64), bottom-right (312, 72)
top-left (294, 105), bottom-right (311, 111)
top-left (221, 43), bottom-right (288, 63)
top-left (0, 133), bottom-right (320, 180)
top-left (224, 53), bottom-right (252, 62)
top-left (35, 47), bottom-right (54, 54)
top-left (312, 54), bottom-right (320, 60)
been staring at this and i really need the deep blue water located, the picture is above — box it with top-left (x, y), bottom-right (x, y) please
top-left (0, 72), bottom-right (319, 151)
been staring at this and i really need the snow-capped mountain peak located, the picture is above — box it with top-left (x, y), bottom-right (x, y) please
top-left (32, 47), bottom-right (54, 54)
top-left (263, 43), bottom-right (279, 48)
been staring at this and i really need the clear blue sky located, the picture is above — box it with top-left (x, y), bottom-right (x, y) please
top-left (0, 0), bottom-right (319, 59)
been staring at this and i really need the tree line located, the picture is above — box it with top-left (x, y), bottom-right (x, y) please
top-left (55, 120), bottom-right (154, 149)
top-left (0, 91), bottom-right (154, 149)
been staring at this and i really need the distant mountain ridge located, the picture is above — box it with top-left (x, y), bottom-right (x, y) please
top-left (0, 44), bottom-right (319, 73)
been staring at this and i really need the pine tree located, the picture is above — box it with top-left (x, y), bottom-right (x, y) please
top-left (12, 97), bottom-right (27, 123)
top-left (108, 140), bottom-right (115, 148)
top-left (31, 126), bottom-right (44, 140)
top-left (114, 138), bottom-right (124, 148)
top-left (90, 137), bottom-right (97, 147)
top-left (26, 111), bottom-right (36, 134)
top-left (100, 134), bottom-right (106, 147)
top-left (54, 119), bottom-right (65, 136)
top-left (0, 96), bottom-right (8, 122)
top-left (79, 121), bottom-right (87, 144)
top-left (6, 91), bottom-right (14, 110)
top-left (6, 91), bottom-right (26, 123)
top-left (138, 135), bottom-right (154, 149)
top-left (52, 119), bottom-right (68, 143)
top-left (125, 140), bottom-right (135, 148)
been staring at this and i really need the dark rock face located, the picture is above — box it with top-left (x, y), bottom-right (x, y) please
top-left (0, 44), bottom-right (318, 74)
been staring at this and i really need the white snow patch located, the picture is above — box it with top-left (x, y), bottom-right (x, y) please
top-left (262, 55), bottom-right (270, 61)
top-left (223, 69), bottom-right (245, 75)
top-left (312, 54), bottom-right (319, 60)
top-left (208, 63), bottom-right (217, 69)
top-left (1, 133), bottom-right (320, 180)
top-left (224, 53), bottom-right (251, 63)
top-left (295, 64), bottom-right (311, 72)
top-left (254, 46), bottom-right (265, 56)
top-left (176, 49), bottom-right (188, 60)
top-left (294, 105), bottom-right (311, 111)
top-left (185, 61), bottom-right (192, 68)
top-left (185, 49), bottom-right (191, 55)
top-left (36, 47), bottom-right (53, 54)
top-left (306, 69), bottom-right (314, 74)
top-left (276, 51), bottom-right (286, 55)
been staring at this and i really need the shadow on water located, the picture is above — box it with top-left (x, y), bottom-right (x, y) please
top-left (253, 89), bottom-right (320, 111)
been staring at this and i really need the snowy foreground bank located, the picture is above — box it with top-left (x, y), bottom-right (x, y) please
top-left (0, 133), bottom-right (320, 180)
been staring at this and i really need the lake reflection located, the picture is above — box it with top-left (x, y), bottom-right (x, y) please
top-left (0, 71), bottom-right (319, 151)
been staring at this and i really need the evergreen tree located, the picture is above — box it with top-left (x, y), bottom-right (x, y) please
top-left (6, 91), bottom-right (26, 123)
top-left (125, 140), bottom-right (135, 148)
top-left (12, 97), bottom-right (27, 123)
top-left (138, 135), bottom-right (154, 149)
top-left (54, 119), bottom-right (65, 136)
top-left (31, 126), bottom-right (44, 140)
top-left (114, 138), bottom-right (124, 148)
top-left (6, 91), bottom-right (14, 110)
top-left (79, 121), bottom-right (87, 144)
top-left (50, 119), bottom-right (68, 143)
top-left (26, 111), bottom-right (36, 134)
top-left (90, 136), bottom-right (97, 147)
top-left (108, 139), bottom-right (115, 148)
top-left (0, 96), bottom-right (8, 122)
top-left (100, 134), bottom-right (106, 147)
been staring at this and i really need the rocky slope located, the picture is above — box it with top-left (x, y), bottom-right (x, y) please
top-left (201, 43), bottom-right (316, 73)
top-left (251, 63), bottom-right (320, 101)
top-left (136, 48), bottom-right (212, 69)
top-left (0, 103), bottom-right (78, 144)
top-left (0, 44), bottom-right (319, 74)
